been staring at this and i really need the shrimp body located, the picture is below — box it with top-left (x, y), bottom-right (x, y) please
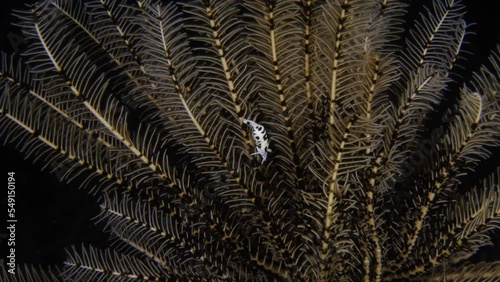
top-left (243, 119), bottom-right (272, 163)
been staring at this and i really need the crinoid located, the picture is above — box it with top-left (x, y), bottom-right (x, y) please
top-left (0, 0), bottom-right (499, 281)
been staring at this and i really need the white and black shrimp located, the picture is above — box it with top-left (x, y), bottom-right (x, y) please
top-left (243, 119), bottom-right (272, 163)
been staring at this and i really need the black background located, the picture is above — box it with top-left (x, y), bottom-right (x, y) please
top-left (0, 0), bottom-right (499, 268)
